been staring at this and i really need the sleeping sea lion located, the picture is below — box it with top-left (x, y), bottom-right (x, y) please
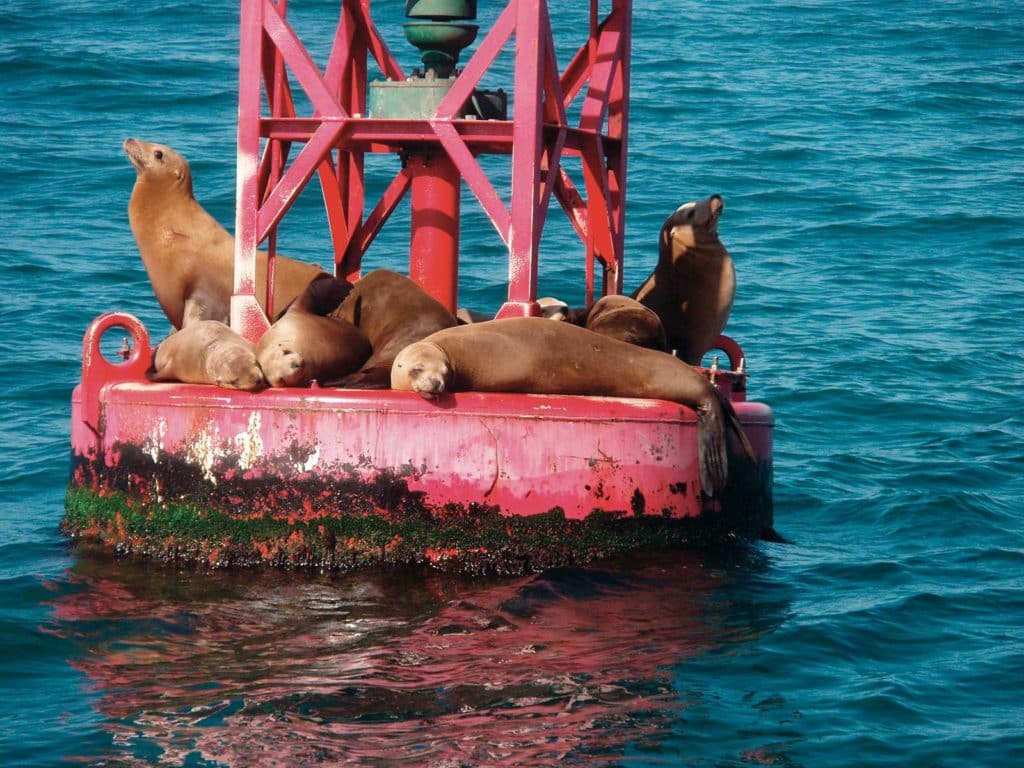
top-left (456, 297), bottom-right (567, 324)
top-left (632, 195), bottom-right (735, 365)
top-left (256, 275), bottom-right (371, 388)
top-left (390, 317), bottom-right (752, 495)
top-left (147, 320), bottom-right (265, 391)
top-left (124, 138), bottom-right (326, 328)
top-left (576, 294), bottom-right (669, 351)
top-left (328, 269), bottom-right (458, 387)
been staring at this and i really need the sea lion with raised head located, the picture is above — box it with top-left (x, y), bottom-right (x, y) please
top-left (391, 317), bottom-right (752, 495)
top-left (329, 269), bottom-right (458, 387)
top-left (256, 275), bottom-right (371, 387)
top-left (147, 320), bottom-right (265, 391)
top-left (124, 138), bottom-right (327, 328)
top-left (632, 195), bottom-right (735, 365)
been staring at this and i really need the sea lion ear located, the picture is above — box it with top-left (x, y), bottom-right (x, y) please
top-left (660, 221), bottom-right (673, 250)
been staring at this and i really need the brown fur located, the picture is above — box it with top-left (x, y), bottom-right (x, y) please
top-left (329, 269), bottom-right (458, 387)
top-left (576, 294), bottom-right (669, 351)
top-left (457, 298), bottom-right (567, 324)
top-left (256, 275), bottom-right (371, 388)
top-left (147, 320), bottom-right (265, 390)
top-left (124, 138), bottom-right (326, 329)
top-left (632, 195), bottom-right (735, 365)
top-left (391, 318), bottom-right (752, 495)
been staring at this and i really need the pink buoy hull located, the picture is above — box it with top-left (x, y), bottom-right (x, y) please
top-left (66, 313), bottom-right (773, 572)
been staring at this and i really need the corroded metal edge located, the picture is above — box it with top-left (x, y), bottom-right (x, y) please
top-left (64, 440), bottom-right (773, 576)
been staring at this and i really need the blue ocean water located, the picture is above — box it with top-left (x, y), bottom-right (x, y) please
top-left (2, 0), bottom-right (1023, 764)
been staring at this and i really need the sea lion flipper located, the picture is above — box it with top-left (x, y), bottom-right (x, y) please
top-left (329, 365), bottom-right (392, 389)
top-left (294, 273), bottom-right (353, 316)
top-left (695, 397), bottom-right (729, 496)
top-left (146, 346), bottom-right (173, 382)
top-left (182, 293), bottom-right (227, 327)
top-left (695, 389), bottom-right (757, 495)
top-left (714, 387), bottom-right (756, 461)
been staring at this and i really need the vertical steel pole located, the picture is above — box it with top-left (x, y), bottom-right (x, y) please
top-left (495, 0), bottom-right (545, 318)
top-left (233, 0), bottom-right (270, 341)
top-left (335, 0), bottom-right (367, 279)
top-left (607, 0), bottom-right (632, 295)
top-left (408, 153), bottom-right (461, 313)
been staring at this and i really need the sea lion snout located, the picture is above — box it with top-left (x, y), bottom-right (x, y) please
top-left (218, 367), bottom-right (265, 391)
top-left (122, 137), bottom-right (184, 183)
top-left (410, 368), bottom-right (448, 398)
top-left (404, 360), bottom-right (449, 398)
top-left (259, 347), bottom-right (309, 388)
top-left (392, 342), bottom-right (450, 398)
top-left (214, 346), bottom-right (266, 391)
top-left (669, 194), bottom-right (724, 232)
top-left (123, 138), bottom-right (145, 171)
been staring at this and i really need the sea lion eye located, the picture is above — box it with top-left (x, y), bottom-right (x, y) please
top-left (154, 150), bottom-right (164, 161)
top-left (410, 365), bottom-right (424, 375)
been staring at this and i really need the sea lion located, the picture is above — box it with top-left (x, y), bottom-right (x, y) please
top-left (255, 275), bottom-right (371, 387)
top-left (124, 138), bottom-right (327, 328)
top-left (391, 317), bottom-right (752, 495)
top-left (456, 307), bottom-right (491, 324)
top-left (329, 269), bottom-right (458, 387)
top-left (576, 294), bottom-right (669, 351)
top-left (456, 297), bottom-right (568, 324)
top-left (537, 297), bottom-right (570, 321)
top-left (147, 320), bottom-right (265, 391)
top-left (632, 195), bottom-right (735, 365)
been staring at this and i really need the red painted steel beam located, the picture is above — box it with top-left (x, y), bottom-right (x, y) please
top-left (323, 2), bottom-right (357, 94)
top-left (233, 0), bottom-right (270, 341)
top-left (340, 7), bottom-right (367, 270)
top-left (263, 4), bottom-right (291, 320)
top-left (434, 1), bottom-right (515, 120)
top-left (342, 165), bottom-right (412, 280)
top-left (575, 3), bottom-right (628, 296)
top-left (432, 121), bottom-right (510, 245)
top-left (233, 0), bottom-right (632, 330)
top-left (256, 123), bottom-right (346, 243)
top-left (318, 1), bottom-right (360, 269)
top-left (349, 0), bottom-right (405, 82)
top-left (408, 153), bottom-right (460, 311)
top-left (497, 0), bottom-right (547, 318)
top-left (317, 156), bottom-right (352, 267)
top-left (537, 4), bottom-right (568, 251)
top-left (257, 118), bottom-right (621, 156)
top-left (262, 0), bottom-right (347, 119)
top-left (606, 0), bottom-right (633, 294)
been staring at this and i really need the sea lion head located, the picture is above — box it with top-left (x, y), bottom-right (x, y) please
top-left (391, 342), bottom-right (451, 399)
top-left (206, 340), bottom-right (265, 391)
top-left (123, 138), bottom-right (193, 193)
top-left (660, 194), bottom-right (724, 255)
top-left (536, 296), bottom-right (570, 321)
top-left (257, 342), bottom-right (310, 388)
